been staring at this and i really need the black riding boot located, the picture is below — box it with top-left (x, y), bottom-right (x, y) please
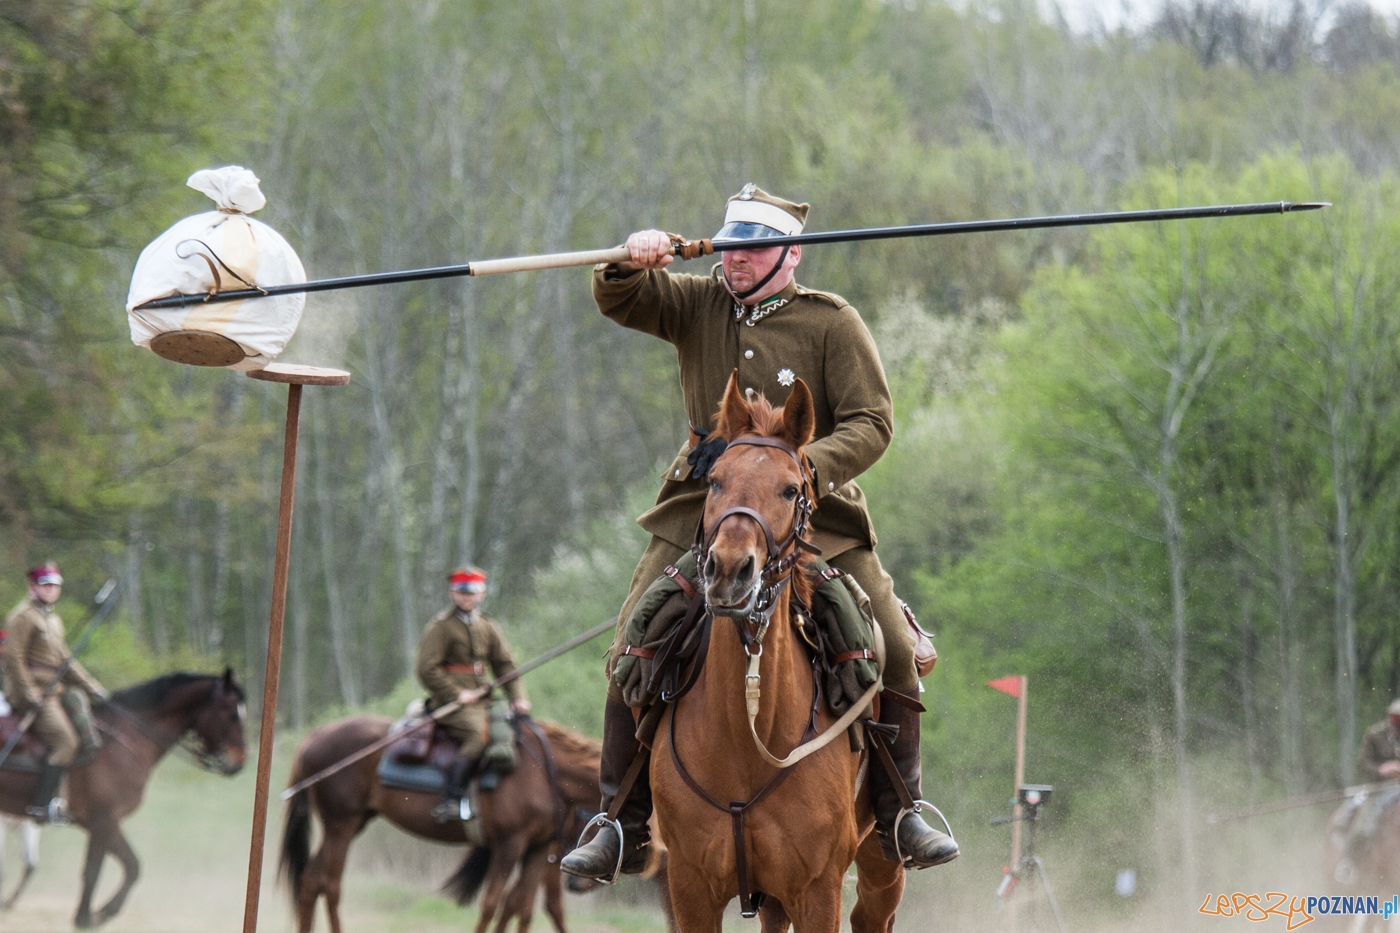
top-left (560, 698), bottom-right (652, 880)
top-left (27, 763), bottom-right (69, 825)
top-left (432, 754), bottom-right (478, 823)
top-left (871, 689), bottom-right (959, 869)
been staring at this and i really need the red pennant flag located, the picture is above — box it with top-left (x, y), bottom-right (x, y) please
top-left (987, 676), bottom-right (1022, 698)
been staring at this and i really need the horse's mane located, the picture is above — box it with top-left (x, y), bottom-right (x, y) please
top-left (111, 671), bottom-right (242, 710)
top-left (714, 388), bottom-right (819, 608)
top-left (533, 719), bottom-right (601, 761)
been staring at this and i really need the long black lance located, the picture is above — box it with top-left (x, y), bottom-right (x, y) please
top-left (135, 201), bottom-right (1329, 311)
top-left (0, 573), bottom-right (130, 770)
top-left (281, 616), bottom-right (617, 800)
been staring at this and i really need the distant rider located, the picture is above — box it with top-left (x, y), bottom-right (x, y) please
top-left (416, 567), bottom-right (529, 821)
top-left (4, 564), bottom-right (107, 824)
top-left (1336, 698), bottom-right (1400, 880)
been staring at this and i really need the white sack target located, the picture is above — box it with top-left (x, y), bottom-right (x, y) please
top-left (126, 166), bottom-right (306, 371)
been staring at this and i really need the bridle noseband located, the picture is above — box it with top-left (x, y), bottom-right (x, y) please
top-left (692, 434), bottom-right (820, 651)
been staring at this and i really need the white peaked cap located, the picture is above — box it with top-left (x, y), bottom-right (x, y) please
top-left (186, 166), bottom-right (268, 214)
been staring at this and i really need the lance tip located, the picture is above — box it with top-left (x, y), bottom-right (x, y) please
top-left (1285, 201), bottom-right (1330, 211)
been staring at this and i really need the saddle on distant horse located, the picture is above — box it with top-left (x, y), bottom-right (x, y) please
top-left (0, 716), bottom-right (50, 772)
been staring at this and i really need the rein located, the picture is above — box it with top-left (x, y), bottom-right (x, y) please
top-left (517, 717), bottom-right (572, 852)
top-left (691, 434), bottom-right (881, 769)
top-left (99, 690), bottom-right (238, 775)
top-left (653, 431), bottom-right (881, 915)
top-left (667, 653), bottom-right (823, 918)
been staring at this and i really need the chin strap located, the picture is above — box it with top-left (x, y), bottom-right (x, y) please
top-left (723, 245), bottom-right (791, 302)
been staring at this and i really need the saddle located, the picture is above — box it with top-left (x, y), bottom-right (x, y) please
top-left (0, 715), bottom-right (49, 772)
top-left (384, 722), bottom-right (459, 771)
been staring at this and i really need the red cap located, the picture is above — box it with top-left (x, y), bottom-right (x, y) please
top-left (448, 567), bottom-right (487, 594)
top-left (27, 563), bottom-right (62, 586)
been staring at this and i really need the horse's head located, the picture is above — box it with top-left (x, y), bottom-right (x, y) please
top-left (187, 668), bottom-right (248, 775)
top-left (699, 371), bottom-right (817, 622)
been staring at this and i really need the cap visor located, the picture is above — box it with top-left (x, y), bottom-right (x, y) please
top-left (34, 575), bottom-right (62, 585)
top-left (451, 582), bottom-right (486, 594)
top-left (714, 222), bottom-right (787, 242)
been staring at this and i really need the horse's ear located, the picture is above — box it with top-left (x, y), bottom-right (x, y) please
top-left (778, 378), bottom-right (816, 451)
top-left (714, 370), bottom-right (753, 442)
top-left (222, 666), bottom-right (236, 688)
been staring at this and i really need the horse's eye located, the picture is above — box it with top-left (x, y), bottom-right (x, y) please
top-left (783, 485), bottom-right (799, 501)
top-left (710, 480), bottom-right (722, 494)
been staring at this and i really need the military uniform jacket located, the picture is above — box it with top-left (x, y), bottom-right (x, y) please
top-left (416, 608), bottom-right (523, 707)
top-left (594, 266), bottom-right (893, 559)
top-left (1358, 720), bottom-right (1400, 783)
top-left (3, 598), bottom-right (103, 708)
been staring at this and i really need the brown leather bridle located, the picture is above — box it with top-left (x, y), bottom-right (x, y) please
top-left (691, 435), bottom-right (820, 649)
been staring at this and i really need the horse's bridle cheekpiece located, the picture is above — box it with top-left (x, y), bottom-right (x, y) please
top-left (692, 434), bottom-right (819, 653)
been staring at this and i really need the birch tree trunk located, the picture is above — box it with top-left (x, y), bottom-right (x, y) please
top-left (311, 397), bottom-right (361, 707)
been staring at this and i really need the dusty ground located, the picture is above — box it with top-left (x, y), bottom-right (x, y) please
top-left (0, 740), bottom-right (1352, 933)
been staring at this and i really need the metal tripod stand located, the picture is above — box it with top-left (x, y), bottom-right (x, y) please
top-left (992, 785), bottom-right (1067, 933)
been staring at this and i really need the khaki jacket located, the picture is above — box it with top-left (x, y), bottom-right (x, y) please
top-left (4, 598), bottom-right (103, 709)
top-left (416, 608), bottom-right (523, 707)
top-left (594, 265), bottom-right (893, 559)
top-left (1358, 719), bottom-right (1400, 783)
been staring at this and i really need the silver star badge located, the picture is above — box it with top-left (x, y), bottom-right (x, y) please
top-left (777, 368), bottom-right (795, 387)
top-left (739, 183), bottom-right (757, 200)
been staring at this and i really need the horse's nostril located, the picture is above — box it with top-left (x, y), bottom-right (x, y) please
top-left (705, 554), bottom-right (717, 579)
top-left (737, 556), bottom-right (754, 584)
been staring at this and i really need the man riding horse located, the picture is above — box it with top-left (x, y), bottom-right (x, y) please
top-left (561, 186), bottom-right (958, 880)
top-left (416, 566), bottom-right (531, 822)
top-left (1336, 698), bottom-right (1400, 878)
top-left (4, 563), bottom-right (107, 825)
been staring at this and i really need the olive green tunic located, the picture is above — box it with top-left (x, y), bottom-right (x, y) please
top-left (594, 263), bottom-right (919, 693)
top-left (5, 598), bottom-right (104, 766)
top-left (593, 265), bottom-right (893, 558)
top-left (417, 608), bottom-right (523, 704)
top-left (1358, 720), bottom-right (1400, 783)
top-left (416, 608), bottom-right (522, 757)
top-left (4, 599), bottom-right (103, 708)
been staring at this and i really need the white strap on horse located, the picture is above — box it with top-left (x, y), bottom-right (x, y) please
top-left (744, 614), bottom-right (886, 770)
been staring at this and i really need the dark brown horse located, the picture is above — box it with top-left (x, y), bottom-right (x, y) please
top-left (281, 715), bottom-right (663, 933)
top-left (651, 375), bottom-right (903, 933)
top-left (0, 669), bottom-right (247, 928)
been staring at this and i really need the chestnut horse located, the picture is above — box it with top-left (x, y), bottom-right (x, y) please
top-left (281, 715), bottom-right (668, 933)
top-left (650, 374), bottom-right (903, 933)
top-left (0, 670), bottom-right (247, 928)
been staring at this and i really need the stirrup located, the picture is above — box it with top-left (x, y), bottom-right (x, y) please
top-left (26, 798), bottom-right (70, 827)
top-left (432, 796), bottom-right (473, 824)
top-left (573, 813), bottom-right (625, 886)
top-left (1334, 857), bottom-right (1358, 886)
top-left (892, 799), bottom-right (956, 869)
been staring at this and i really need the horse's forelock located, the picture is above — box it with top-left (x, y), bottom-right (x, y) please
top-left (717, 390), bottom-right (789, 445)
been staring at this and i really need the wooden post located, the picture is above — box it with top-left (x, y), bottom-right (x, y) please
top-left (1010, 675), bottom-right (1028, 871)
top-left (240, 364), bottom-right (349, 933)
top-left (1009, 675), bottom-right (1028, 933)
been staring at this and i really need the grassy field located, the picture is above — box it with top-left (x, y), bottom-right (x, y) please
top-left (0, 732), bottom-right (1334, 933)
top-left (0, 737), bottom-right (674, 933)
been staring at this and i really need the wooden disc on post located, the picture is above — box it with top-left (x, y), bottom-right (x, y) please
top-left (245, 363), bottom-right (351, 386)
top-left (149, 330), bottom-right (247, 367)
